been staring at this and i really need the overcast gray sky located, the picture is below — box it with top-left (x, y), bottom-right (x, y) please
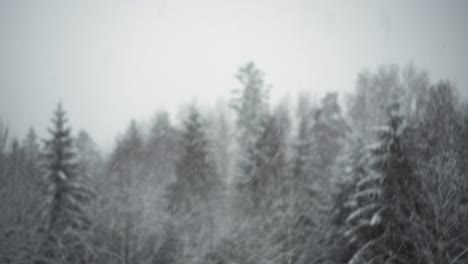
top-left (1, 0), bottom-right (467, 148)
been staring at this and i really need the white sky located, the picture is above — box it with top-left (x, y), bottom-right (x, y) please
top-left (1, 0), bottom-right (467, 148)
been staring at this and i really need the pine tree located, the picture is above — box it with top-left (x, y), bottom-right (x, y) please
top-left (259, 104), bottom-right (305, 264)
top-left (165, 104), bottom-right (223, 263)
top-left (287, 95), bottom-right (325, 264)
top-left (343, 147), bottom-right (385, 264)
top-left (310, 93), bottom-right (349, 178)
top-left (107, 120), bottom-right (147, 264)
top-left (344, 103), bottom-right (421, 264)
top-left (38, 103), bottom-right (94, 264)
top-left (0, 128), bottom-right (42, 263)
top-left (253, 105), bottom-right (290, 214)
top-left (153, 223), bottom-right (182, 264)
top-left (230, 63), bottom-right (269, 187)
top-left (293, 93), bottom-right (348, 264)
top-left (167, 105), bottom-right (221, 214)
top-left (292, 95), bottom-right (315, 190)
top-left (325, 137), bottom-right (369, 264)
top-left (24, 128), bottom-right (40, 160)
top-left (230, 61), bottom-right (270, 151)
top-left (76, 129), bottom-right (102, 180)
top-left (146, 111), bottom-right (179, 186)
top-left (22, 128), bottom-right (41, 195)
top-left (207, 100), bottom-right (235, 186)
top-left (230, 62), bottom-right (271, 217)
top-left (228, 104), bottom-right (293, 264)
top-left (0, 118), bottom-right (7, 155)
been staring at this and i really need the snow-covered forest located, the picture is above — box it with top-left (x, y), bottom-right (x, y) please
top-left (1, 62), bottom-right (468, 264)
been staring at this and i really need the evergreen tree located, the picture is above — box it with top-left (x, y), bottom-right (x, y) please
top-left (259, 104), bottom-right (300, 264)
top-left (231, 104), bottom-right (293, 264)
top-left (342, 143), bottom-right (385, 264)
top-left (23, 128), bottom-right (40, 161)
top-left (287, 96), bottom-right (320, 264)
top-left (292, 95), bottom-right (315, 190)
top-left (230, 62), bottom-right (271, 217)
top-left (207, 100), bottom-right (236, 186)
top-left (0, 133), bottom-right (42, 263)
top-left (204, 100), bottom-right (237, 239)
top-left (153, 223), bottom-right (183, 264)
top-left (324, 137), bottom-right (369, 264)
top-left (76, 129), bottom-right (103, 181)
top-left (167, 105), bottom-right (221, 214)
top-left (344, 103), bottom-right (421, 264)
top-left (310, 93), bottom-right (349, 178)
top-left (238, 108), bottom-right (290, 214)
top-left (165, 104), bottom-right (223, 264)
top-left (0, 118), bottom-right (9, 195)
top-left (23, 128), bottom-right (42, 193)
top-left (107, 120), bottom-right (148, 264)
top-left (0, 118), bottom-right (7, 155)
top-left (294, 93), bottom-right (348, 264)
top-left (230, 63), bottom-right (269, 189)
top-left (230, 61), bottom-right (270, 151)
top-left (146, 111), bottom-right (179, 186)
top-left (38, 103), bottom-right (94, 264)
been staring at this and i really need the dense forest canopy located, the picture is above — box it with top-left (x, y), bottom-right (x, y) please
top-left (1, 62), bottom-right (468, 264)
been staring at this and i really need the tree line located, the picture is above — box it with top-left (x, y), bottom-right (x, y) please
top-left (1, 62), bottom-right (468, 264)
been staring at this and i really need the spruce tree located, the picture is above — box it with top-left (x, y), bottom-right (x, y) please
top-left (310, 93), bottom-right (349, 178)
top-left (230, 61), bottom-right (269, 151)
top-left (0, 128), bottom-right (42, 263)
top-left (294, 93), bottom-right (348, 264)
top-left (167, 105), bottom-right (222, 213)
top-left (343, 147), bottom-right (385, 264)
top-left (108, 120), bottom-right (147, 264)
top-left (38, 103), bottom-right (94, 264)
top-left (24, 128), bottom-right (40, 160)
top-left (230, 62), bottom-right (270, 217)
top-left (251, 105), bottom-right (290, 214)
top-left (344, 103), bottom-right (421, 264)
top-left (165, 104), bottom-right (223, 263)
top-left (146, 111), bottom-right (179, 186)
